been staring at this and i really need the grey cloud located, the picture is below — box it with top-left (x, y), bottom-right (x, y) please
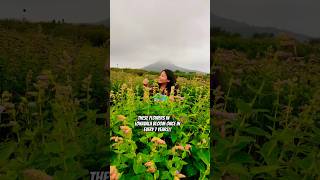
top-left (111, 0), bottom-right (210, 73)
top-left (0, 0), bottom-right (108, 23)
top-left (212, 0), bottom-right (320, 37)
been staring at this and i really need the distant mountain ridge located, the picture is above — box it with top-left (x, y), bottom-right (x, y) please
top-left (96, 18), bottom-right (109, 27)
top-left (211, 14), bottom-right (312, 41)
top-left (143, 60), bottom-right (204, 73)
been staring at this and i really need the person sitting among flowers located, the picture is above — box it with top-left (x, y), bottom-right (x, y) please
top-left (142, 69), bottom-right (184, 102)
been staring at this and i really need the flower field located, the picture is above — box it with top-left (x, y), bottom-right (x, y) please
top-left (0, 20), bottom-right (109, 179)
top-left (110, 69), bottom-right (210, 180)
top-left (211, 30), bottom-right (320, 179)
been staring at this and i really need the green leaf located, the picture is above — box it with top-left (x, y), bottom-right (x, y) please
top-left (193, 160), bottom-right (206, 172)
top-left (50, 157), bottom-right (63, 167)
top-left (123, 153), bottom-right (135, 159)
top-left (250, 165), bottom-right (280, 175)
top-left (264, 114), bottom-right (277, 122)
top-left (231, 136), bottom-right (255, 151)
top-left (154, 170), bottom-right (160, 179)
top-left (236, 99), bottom-right (252, 113)
top-left (252, 109), bottom-right (270, 113)
top-left (166, 160), bottom-right (173, 169)
top-left (44, 142), bottom-right (60, 154)
top-left (243, 127), bottom-right (269, 136)
top-left (278, 169), bottom-right (302, 180)
top-left (143, 173), bottom-right (153, 180)
top-left (171, 133), bottom-right (177, 143)
top-left (275, 128), bottom-right (295, 144)
top-left (172, 156), bottom-right (180, 162)
top-left (65, 143), bottom-right (80, 158)
top-left (259, 140), bottom-right (280, 166)
top-left (229, 152), bottom-right (254, 164)
top-left (182, 151), bottom-right (187, 158)
top-left (137, 153), bottom-right (148, 162)
top-left (121, 174), bottom-right (142, 180)
top-left (184, 164), bottom-right (198, 177)
top-left (224, 163), bottom-right (248, 175)
top-left (0, 141), bottom-right (16, 161)
top-left (139, 136), bottom-right (149, 144)
top-left (298, 155), bottom-right (313, 170)
top-left (117, 163), bottom-right (128, 169)
top-left (133, 159), bottom-right (146, 174)
top-left (154, 154), bottom-right (165, 163)
top-left (53, 171), bottom-right (76, 180)
top-left (196, 149), bottom-right (210, 166)
top-left (160, 171), bottom-right (171, 180)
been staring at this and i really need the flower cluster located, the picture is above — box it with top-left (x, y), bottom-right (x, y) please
top-left (171, 144), bottom-right (192, 154)
top-left (110, 136), bottom-right (123, 143)
top-left (110, 166), bottom-right (120, 180)
top-left (120, 126), bottom-right (132, 136)
top-left (117, 115), bottom-right (126, 121)
top-left (174, 170), bottom-right (186, 180)
top-left (151, 137), bottom-right (166, 145)
top-left (144, 161), bottom-right (157, 173)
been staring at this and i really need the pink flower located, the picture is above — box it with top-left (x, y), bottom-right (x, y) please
top-left (185, 144), bottom-right (191, 151)
top-left (144, 161), bottom-right (153, 167)
top-left (120, 126), bottom-right (132, 135)
top-left (117, 115), bottom-right (126, 121)
top-left (151, 137), bottom-right (166, 145)
top-left (174, 171), bottom-right (186, 180)
top-left (110, 166), bottom-right (120, 180)
top-left (110, 136), bottom-right (123, 143)
top-left (147, 167), bottom-right (156, 173)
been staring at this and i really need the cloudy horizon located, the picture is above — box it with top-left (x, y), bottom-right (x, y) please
top-left (212, 0), bottom-right (320, 38)
top-left (110, 0), bottom-right (210, 73)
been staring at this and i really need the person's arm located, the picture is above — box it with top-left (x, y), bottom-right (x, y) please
top-left (142, 78), bottom-right (156, 97)
top-left (143, 78), bottom-right (149, 87)
top-left (169, 84), bottom-right (177, 101)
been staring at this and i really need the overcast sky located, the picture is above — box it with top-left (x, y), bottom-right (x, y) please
top-left (110, 0), bottom-right (210, 73)
top-left (212, 0), bottom-right (320, 38)
top-left (0, 0), bottom-right (108, 23)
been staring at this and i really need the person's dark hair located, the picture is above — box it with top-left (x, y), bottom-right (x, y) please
top-left (158, 69), bottom-right (178, 95)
